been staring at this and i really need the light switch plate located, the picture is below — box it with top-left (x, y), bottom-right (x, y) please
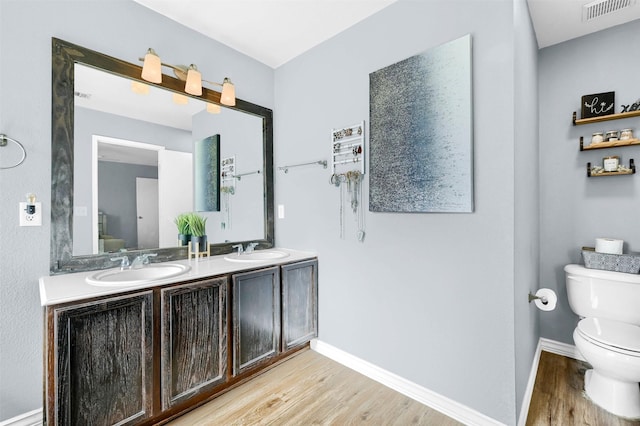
top-left (278, 204), bottom-right (285, 219)
top-left (19, 202), bottom-right (42, 226)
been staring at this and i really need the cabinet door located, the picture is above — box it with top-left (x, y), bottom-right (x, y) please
top-left (161, 277), bottom-right (228, 409)
top-left (232, 267), bottom-right (280, 375)
top-left (52, 291), bottom-right (153, 425)
top-left (282, 260), bottom-right (318, 350)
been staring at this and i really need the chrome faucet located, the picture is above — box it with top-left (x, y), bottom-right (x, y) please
top-left (232, 244), bottom-right (244, 255)
top-left (131, 253), bottom-right (157, 269)
top-left (245, 242), bottom-right (259, 254)
top-left (110, 256), bottom-right (130, 270)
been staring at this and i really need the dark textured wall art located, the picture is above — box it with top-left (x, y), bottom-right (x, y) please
top-left (194, 134), bottom-right (221, 212)
top-left (369, 34), bottom-right (473, 213)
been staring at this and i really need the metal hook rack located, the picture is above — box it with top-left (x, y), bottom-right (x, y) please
top-left (278, 160), bottom-right (327, 173)
top-left (0, 134), bottom-right (27, 169)
top-left (331, 121), bottom-right (365, 175)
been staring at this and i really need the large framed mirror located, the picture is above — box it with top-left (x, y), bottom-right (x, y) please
top-left (51, 38), bottom-right (274, 274)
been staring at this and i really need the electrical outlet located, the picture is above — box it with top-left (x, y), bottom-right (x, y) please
top-left (19, 202), bottom-right (42, 226)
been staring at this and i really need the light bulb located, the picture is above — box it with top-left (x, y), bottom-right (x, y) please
top-left (141, 48), bottom-right (162, 84)
top-left (185, 64), bottom-right (202, 96)
top-left (220, 78), bottom-right (236, 106)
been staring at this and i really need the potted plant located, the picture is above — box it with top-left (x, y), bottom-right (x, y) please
top-left (187, 213), bottom-right (208, 252)
top-left (174, 213), bottom-right (191, 246)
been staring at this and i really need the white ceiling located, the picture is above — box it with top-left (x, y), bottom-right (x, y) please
top-left (133, 0), bottom-right (398, 68)
top-left (133, 0), bottom-right (640, 66)
top-left (527, 0), bottom-right (640, 49)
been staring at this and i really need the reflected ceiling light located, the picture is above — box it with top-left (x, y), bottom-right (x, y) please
top-left (206, 103), bottom-right (221, 114)
top-left (139, 48), bottom-right (236, 106)
top-left (141, 48), bottom-right (162, 84)
top-left (131, 81), bottom-right (150, 95)
top-left (172, 93), bottom-right (189, 105)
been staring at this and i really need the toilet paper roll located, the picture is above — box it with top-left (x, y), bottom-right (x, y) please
top-left (595, 238), bottom-right (624, 255)
top-left (534, 288), bottom-right (557, 312)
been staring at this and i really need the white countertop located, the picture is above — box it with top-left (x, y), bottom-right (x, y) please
top-left (39, 248), bottom-right (316, 306)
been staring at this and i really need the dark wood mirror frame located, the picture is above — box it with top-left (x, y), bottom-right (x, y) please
top-left (51, 38), bottom-right (274, 274)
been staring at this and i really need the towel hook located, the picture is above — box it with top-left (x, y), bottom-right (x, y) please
top-left (0, 134), bottom-right (27, 169)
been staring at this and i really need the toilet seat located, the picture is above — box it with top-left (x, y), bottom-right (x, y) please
top-left (577, 317), bottom-right (640, 357)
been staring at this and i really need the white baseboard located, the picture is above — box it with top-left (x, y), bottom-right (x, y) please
top-left (538, 337), bottom-right (584, 361)
top-left (311, 339), bottom-right (505, 426)
top-left (516, 337), bottom-right (583, 426)
top-left (0, 409), bottom-right (42, 426)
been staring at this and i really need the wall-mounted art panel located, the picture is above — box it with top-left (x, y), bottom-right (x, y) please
top-left (369, 34), bottom-right (473, 213)
top-left (194, 134), bottom-right (221, 212)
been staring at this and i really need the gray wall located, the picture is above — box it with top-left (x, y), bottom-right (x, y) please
top-left (74, 106), bottom-right (191, 254)
top-left (0, 0), bottom-right (551, 423)
top-left (274, 1), bottom-right (534, 423)
top-left (192, 108), bottom-right (265, 243)
top-left (0, 0), bottom-right (273, 420)
top-left (513, 0), bottom-right (540, 419)
top-left (538, 19), bottom-right (640, 344)
top-left (98, 162), bottom-right (159, 249)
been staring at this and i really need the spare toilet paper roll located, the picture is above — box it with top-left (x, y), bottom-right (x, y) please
top-left (595, 238), bottom-right (624, 255)
top-left (534, 288), bottom-right (557, 312)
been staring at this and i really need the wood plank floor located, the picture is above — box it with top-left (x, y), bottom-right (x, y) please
top-left (166, 349), bottom-right (462, 425)
top-left (526, 351), bottom-right (640, 425)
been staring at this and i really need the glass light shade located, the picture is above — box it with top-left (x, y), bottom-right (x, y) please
top-left (131, 81), bottom-right (150, 95)
top-left (141, 49), bottom-right (162, 83)
top-left (220, 78), bottom-right (236, 106)
top-left (185, 65), bottom-right (202, 96)
top-left (172, 93), bottom-right (189, 105)
top-left (206, 103), bottom-right (221, 114)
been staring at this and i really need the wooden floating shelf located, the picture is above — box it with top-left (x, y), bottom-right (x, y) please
top-left (580, 136), bottom-right (640, 151)
top-left (587, 159), bottom-right (635, 177)
top-left (573, 110), bottom-right (640, 126)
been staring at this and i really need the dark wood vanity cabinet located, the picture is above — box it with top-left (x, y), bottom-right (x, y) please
top-left (282, 259), bottom-right (318, 351)
top-left (232, 266), bottom-right (281, 375)
top-left (44, 258), bottom-right (318, 425)
top-left (46, 291), bottom-right (154, 425)
top-left (160, 277), bottom-right (228, 410)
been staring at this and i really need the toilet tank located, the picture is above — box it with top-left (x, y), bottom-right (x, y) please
top-left (565, 264), bottom-right (640, 325)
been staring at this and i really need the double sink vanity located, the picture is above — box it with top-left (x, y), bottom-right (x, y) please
top-left (43, 38), bottom-right (316, 425)
top-left (40, 249), bottom-right (318, 425)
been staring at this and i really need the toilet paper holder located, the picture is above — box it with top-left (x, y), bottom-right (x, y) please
top-left (528, 292), bottom-right (548, 305)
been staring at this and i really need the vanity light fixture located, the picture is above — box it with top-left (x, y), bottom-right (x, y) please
top-left (184, 64), bottom-right (202, 96)
top-left (220, 78), bottom-right (236, 107)
top-left (139, 48), bottom-right (236, 106)
top-left (141, 48), bottom-right (162, 83)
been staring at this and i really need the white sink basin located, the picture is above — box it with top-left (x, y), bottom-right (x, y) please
top-left (224, 250), bottom-right (290, 263)
top-left (86, 264), bottom-right (190, 286)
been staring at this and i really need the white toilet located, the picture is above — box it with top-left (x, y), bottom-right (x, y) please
top-left (565, 264), bottom-right (640, 419)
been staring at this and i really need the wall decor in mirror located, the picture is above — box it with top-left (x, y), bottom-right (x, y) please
top-left (51, 38), bottom-right (274, 274)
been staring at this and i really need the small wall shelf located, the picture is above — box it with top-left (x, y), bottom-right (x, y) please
top-left (580, 136), bottom-right (640, 151)
top-left (587, 159), bottom-right (635, 177)
top-left (573, 110), bottom-right (640, 126)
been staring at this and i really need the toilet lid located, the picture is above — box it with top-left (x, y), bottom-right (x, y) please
top-left (577, 317), bottom-right (640, 353)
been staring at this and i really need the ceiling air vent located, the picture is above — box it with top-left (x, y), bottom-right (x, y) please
top-left (583, 0), bottom-right (637, 21)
